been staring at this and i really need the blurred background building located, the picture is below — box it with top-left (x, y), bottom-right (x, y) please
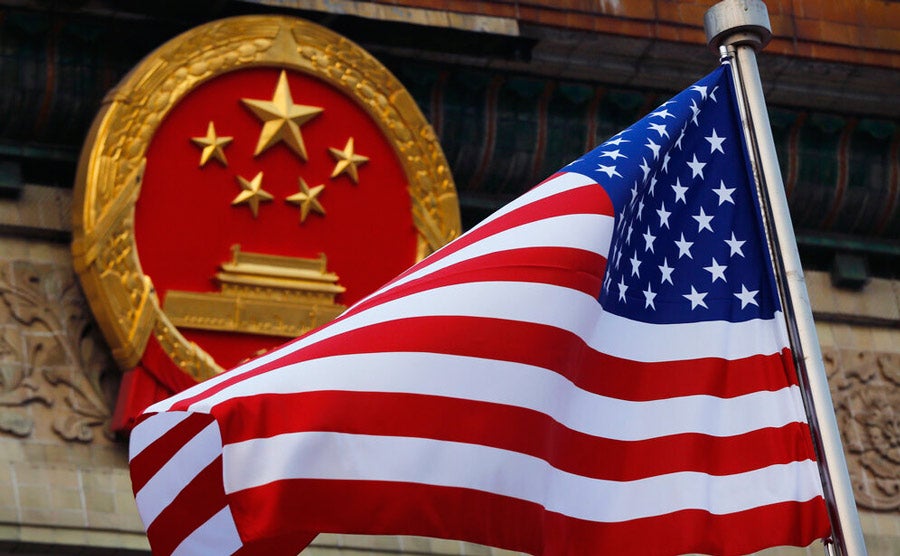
top-left (0, 0), bottom-right (898, 554)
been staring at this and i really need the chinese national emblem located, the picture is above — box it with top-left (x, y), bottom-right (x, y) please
top-left (71, 16), bottom-right (460, 430)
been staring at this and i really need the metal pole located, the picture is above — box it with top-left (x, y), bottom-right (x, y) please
top-left (703, 2), bottom-right (867, 556)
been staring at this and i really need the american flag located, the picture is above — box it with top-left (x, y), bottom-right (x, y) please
top-left (129, 63), bottom-right (831, 556)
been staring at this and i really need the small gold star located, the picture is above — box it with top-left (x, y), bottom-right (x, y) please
top-left (285, 177), bottom-right (326, 223)
top-left (328, 137), bottom-right (369, 184)
top-left (232, 172), bottom-right (274, 218)
top-left (191, 121), bottom-right (232, 167)
top-left (242, 70), bottom-right (323, 161)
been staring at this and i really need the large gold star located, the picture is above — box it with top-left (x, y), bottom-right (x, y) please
top-left (191, 121), bottom-right (232, 167)
top-left (241, 71), bottom-right (323, 160)
top-left (328, 137), bottom-right (369, 184)
top-left (285, 177), bottom-right (326, 223)
top-left (232, 172), bottom-right (274, 218)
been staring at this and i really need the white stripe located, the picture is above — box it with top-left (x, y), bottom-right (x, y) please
top-left (590, 308), bottom-right (791, 363)
top-left (149, 282), bottom-right (790, 413)
top-left (367, 213), bottom-right (612, 300)
top-left (292, 282), bottom-right (788, 363)
top-left (223, 432), bottom-right (824, 522)
top-left (129, 411), bottom-right (192, 460)
top-left (134, 420), bottom-right (222, 527)
top-left (171, 507), bottom-right (243, 556)
top-left (194, 351), bottom-right (806, 439)
top-left (467, 172), bottom-right (598, 233)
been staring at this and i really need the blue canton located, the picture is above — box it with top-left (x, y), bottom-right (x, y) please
top-left (566, 64), bottom-right (781, 325)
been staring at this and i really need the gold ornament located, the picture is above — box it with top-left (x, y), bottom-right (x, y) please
top-left (242, 70), bottom-right (323, 161)
top-left (72, 15), bottom-right (461, 381)
top-left (232, 172), bottom-right (274, 217)
top-left (191, 121), bottom-right (232, 167)
top-left (285, 177), bottom-right (326, 223)
top-left (328, 137), bottom-right (369, 184)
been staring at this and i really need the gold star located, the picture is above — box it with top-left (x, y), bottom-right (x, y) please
top-left (328, 137), bottom-right (369, 184)
top-left (241, 70), bottom-right (323, 160)
top-left (191, 121), bottom-right (232, 167)
top-left (285, 177), bottom-right (326, 223)
top-left (232, 172), bottom-right (274, 218)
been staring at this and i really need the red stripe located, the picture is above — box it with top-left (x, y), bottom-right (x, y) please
top-left (215, 390), bottom-right (818, 480)
top-left (179, 314), bottom-right (799, 413)
top-left (388, 179), bottom-right (611, 284)
top-left (145, 455), bottom-right (227, 556)
top-left (344, 245), bottom-right (605, 319)
top-left (171, 310), bottom-right (798, 414)
top-left (130, 412), bottom-right (212, 493)
top-left (230, 480), bottom-right (829, 556)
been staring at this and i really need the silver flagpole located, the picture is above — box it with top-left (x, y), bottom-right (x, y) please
top-left (703, 1), bottom-right (867, 556)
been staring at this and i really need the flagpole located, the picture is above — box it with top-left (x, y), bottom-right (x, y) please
top-left (703, 2), bottom-right (867, 556)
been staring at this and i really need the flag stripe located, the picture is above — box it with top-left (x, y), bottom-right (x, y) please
top-left (213, 390), bottom-right (818, 480)
top-left (223, 432), bottom-right (823, 521)
top-left (157, 282), bottom-right (791, 414)
top-left (349, 246), bottom-right (606, 307)
top-left (211, 315), bottom-right (796, 401)
top-left (432, 173), bottom-right (607, 256)
top-left (130, 412), bottom-right (216, 492)
top-left (171, 506), bottom-right (244, 556)
top-left (228, 480), bottom-right (829, 556)
top-left (367, 210), bottom-right (612, 304)
top-left (128, 411), bottom-right (194, 458)
top-left (343, 237), bottom-right (607, 319)
top-left (147, 455), bottom-right (229, 556)
top-left (134, 417), bottom-right (221, 527)
top-left (192, 352), bottom-right (807, 440)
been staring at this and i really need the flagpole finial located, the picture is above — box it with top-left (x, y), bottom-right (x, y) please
top-left (704, 0), bottom-right (772, 51)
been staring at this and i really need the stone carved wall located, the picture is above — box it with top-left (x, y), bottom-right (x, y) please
top-left (824, 346), bottom-right (900, 513)
top-left (0, 259), bottom-right (116, 442)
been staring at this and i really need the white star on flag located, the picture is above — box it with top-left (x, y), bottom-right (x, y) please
top-left (658, 257), bottom-right (674, 285)
top-left (601, 149), bottom-right (627, 160)
top-left (687, 154), bottom-right (706, 179)
top-left (597, 164), bottom-right (622, 178)
top-left (643, 227), bottom-right (656, 252)
top-left (706, 129), bottom-right (726, 154)
top-left (735, 284), bottom-right (760, 308)
top-left (657, 202), bottom-right (671, 228)
top-left (672, 178), bottom-right (688, 203)
top-left (648, 122), bottom-right (669, 138)
top-left (704, 258), bottom-right (728, 283)
top-left (693, 206), bottom-right (715, 233)
top-left (643, 283), bottom-right (658, 309)
top-left (675, 233), bottom-right (694, 259)
top-left (645, 139), bottom-right (661, 160)
top-left (684, 285), bottom-right (709, 309)
top-left (726, 232), bottom-right (746, 257)
top-left (713, 180), bottom-right (736, 205)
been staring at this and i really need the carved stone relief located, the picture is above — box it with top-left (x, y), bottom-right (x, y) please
top-left (824, 346), bottom-right (900, 512)
top-left (0, 259), bottom-right (116, 442)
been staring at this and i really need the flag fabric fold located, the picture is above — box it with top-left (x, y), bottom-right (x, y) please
top-left (129, 62), bottom-right (831, 556)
